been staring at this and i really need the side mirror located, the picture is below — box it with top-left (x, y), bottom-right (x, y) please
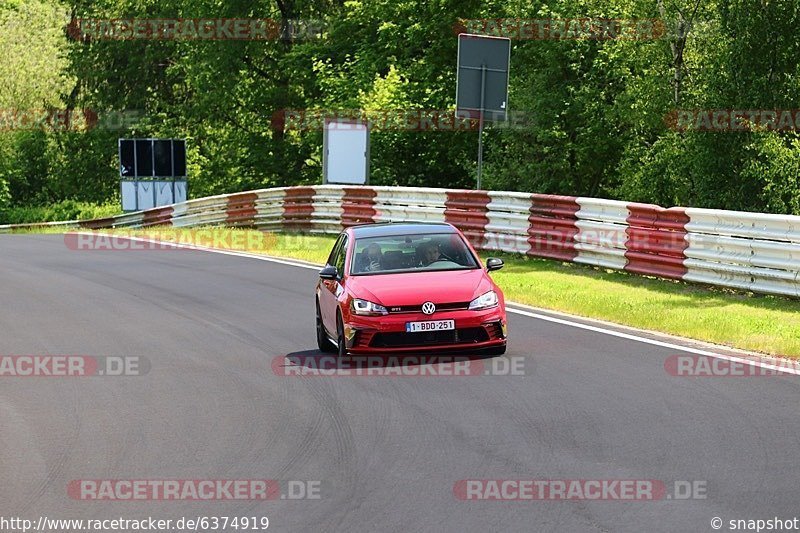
top-left (486, 258), bottom-right (504, 272)
top-left (319, 265), bottom-right (338, 279)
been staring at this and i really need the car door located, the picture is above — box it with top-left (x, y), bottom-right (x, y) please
top-left (319, 233), bottom-right (348, 334)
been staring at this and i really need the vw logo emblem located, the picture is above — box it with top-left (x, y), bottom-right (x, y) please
top-left (421, 302), bottom-right (436, 315)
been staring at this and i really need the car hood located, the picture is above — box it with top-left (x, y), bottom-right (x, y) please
top-left (347, 268), bottom-right (494, 306)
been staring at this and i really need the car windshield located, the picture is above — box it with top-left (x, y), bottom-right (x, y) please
top-left (350, 232), bottom-right (479, 275)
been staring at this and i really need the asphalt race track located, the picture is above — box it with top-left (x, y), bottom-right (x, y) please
top-left (1, 234), bottom-right (799, 532)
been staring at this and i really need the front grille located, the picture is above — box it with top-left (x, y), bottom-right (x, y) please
top-left (386, 302), bottom-right (471, 314)
top-left (370, 327), bottom-right (489, 348)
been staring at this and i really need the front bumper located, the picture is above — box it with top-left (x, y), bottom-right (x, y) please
top-left (344, 307), bottom-right (507, 354)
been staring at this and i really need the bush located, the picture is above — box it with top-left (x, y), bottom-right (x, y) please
top-left (0, 200), bottom-right (121, 224)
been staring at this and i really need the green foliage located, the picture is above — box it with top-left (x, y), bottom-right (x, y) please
top-left (0, 0), bottom-right (73, 108)
top-left (2, 0), bottom-right (800, 218)
top-left (0, 200), bottom-right (120, 224)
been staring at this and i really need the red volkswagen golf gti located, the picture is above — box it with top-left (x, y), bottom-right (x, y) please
top-left (315, 222), bottom-right (507, 357)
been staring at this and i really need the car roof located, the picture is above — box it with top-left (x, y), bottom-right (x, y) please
top-left (349, 222), bottom-right (457, 238)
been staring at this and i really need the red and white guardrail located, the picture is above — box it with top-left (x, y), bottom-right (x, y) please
top-left (2, 186), bottom-right (799, 297)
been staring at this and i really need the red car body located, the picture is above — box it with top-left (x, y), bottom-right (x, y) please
top-left (315, 222), bottom-right (507, 356)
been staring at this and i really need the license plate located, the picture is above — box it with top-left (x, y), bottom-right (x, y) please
top-left (405, 320), bottom-right (455, 333)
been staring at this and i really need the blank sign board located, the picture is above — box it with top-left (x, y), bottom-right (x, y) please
top-left (323, 120), bottom-right (369, 185)
top-left (137, 181), bottom-right (155, 211)
top-left (174, 181), bottom-right (187, 203)
top-left (121, 181), bottom-right (137, 211)
top-left (119, 138), bottom-right (188, 211)
top-left (122, 181), bottom-right (186, 211)
top-left (456, 34), bottom-right (511, 120)
top-left (155, 181), bottom-right (174, 205)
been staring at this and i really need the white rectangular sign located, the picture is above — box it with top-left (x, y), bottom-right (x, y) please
top-left (323, 119), bottom-right (369, 185)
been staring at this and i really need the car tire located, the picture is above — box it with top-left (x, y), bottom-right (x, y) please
top-left (316, 300), bottom-right (336, 353)
top-left (336, 311), bottom-right (347, 358)
top-left (484, 343), bottom-right (507, 356)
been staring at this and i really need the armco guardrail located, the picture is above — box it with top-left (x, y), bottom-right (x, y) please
top-left (2, 186), bottom-right (799, 297)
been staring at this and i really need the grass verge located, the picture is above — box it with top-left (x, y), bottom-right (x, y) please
top-left (54, 226), bottom-right (800, 357)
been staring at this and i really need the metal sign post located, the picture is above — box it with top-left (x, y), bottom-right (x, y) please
top-left (477, 64), bottom-right (486, 189)
top-left (456, 34), bottom-right (511, 190)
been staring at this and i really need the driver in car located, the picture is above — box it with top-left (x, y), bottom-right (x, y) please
top-left (419, 241), bottom-right (442, 266)
top-left (361, 242), bottom-right (383, 272)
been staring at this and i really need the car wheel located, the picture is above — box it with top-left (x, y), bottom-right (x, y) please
top-left (336, 311), bottom-right (347, 358)
top-left (316, 300), bottom-right (336, 353)
top-left (484, 343), bottom-right (506, 356)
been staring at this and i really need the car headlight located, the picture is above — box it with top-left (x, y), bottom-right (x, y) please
top-left (469, 290), bottom-right (498, 311)
top-left (351, 298), bottom-right (389, 316)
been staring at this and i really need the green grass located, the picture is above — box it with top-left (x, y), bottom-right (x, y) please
top-left (30, 226), bottom-right (800, 357)
top-left (4, 224), bottom-right (78, 234)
